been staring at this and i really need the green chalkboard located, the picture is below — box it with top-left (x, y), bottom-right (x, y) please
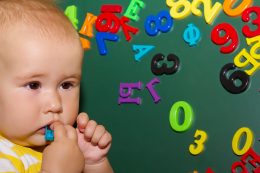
top-left (58, 0), bottom-right (260, 172)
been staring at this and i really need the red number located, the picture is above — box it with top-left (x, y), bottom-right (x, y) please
top-left (242, 6), bottom-right (260, 38)
top-left (211, 22), bottom-right (239, 54)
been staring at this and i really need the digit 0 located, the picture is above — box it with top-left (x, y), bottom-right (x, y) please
top-left (232, 127), bottom-right (254, 155)
top-left (169, 101), bottom-right (194, 132)
top-left (223, 0), bottom-right (253, 17)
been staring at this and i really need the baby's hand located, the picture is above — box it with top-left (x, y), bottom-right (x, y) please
top-left (76, 112), bottom-right (112, 165)
top-left (41, 122), bottom-right (85, 173)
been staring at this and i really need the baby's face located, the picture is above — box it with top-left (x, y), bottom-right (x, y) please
top-left (0, 25), bottom-right (83, 147)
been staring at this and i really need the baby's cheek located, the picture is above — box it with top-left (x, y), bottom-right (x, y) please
top-left (62, 112), bottom-right (78, 126)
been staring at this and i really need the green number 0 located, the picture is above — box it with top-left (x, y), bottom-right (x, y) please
top-left (169, 101), bottom-right (194, 132)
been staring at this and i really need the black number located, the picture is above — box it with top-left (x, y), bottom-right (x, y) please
top-left (220, 63), bottom-right (250, 94)
top-left (151, 53), bottom-right (180, 75)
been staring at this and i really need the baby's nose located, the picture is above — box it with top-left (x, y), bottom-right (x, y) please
top-left (42, 90), bottom-right (63, 114)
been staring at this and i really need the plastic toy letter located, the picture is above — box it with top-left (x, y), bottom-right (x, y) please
top-left (206, 168), bottom-right (215, 173)
top-left (79, 13), bottom-right (97, 38)
top-left (133, 44), bottom-right (155, 61)
top-left (64, 5), bottom-right (78, 30)
top-left (183, 23), bottom-right (201, 47)
top-left (145, 77), bottom-right (161, 103)
top-left (118, 81), bottom-right (142, 105)
top-left (45, 126), bottom-right (54, 141)
top-left (231, 148), bottom-right (260, 173)
top-left (124, 0), bottom-right (145, 21)
top-left (120, 16), bottom-right (139, 41)
top-left (95, 32), bottom-right (119, 55)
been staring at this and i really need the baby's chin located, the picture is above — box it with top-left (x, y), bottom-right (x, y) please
top-left (12, 133), bottom-right (48, 150)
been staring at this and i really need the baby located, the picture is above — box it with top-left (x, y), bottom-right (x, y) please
top-left (0, 0), bottom-right (113, 172)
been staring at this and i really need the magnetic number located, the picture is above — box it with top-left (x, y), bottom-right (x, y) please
top-left (234, 36), bottom-right (260, 76)
top-left (211, 23), bottom-right (239, 54)
top-left (242, 6), bottom-right (260, 38)
top-left (191, 0), bottom-right (222, 25)
top-left (144, 10), bottom-right (173, 36)
top-left (223, 0), bottom-right (253, 17)
top-left (219, 63), bottom-right (250, 94)
top-left (189, 129), bottom-right (208, 155)
top-left (232, 127), bottom-right (254, 155)
top-left (166, 0), bottom-right (191, 20)
top-left (151, 53), bottom-right (180, 75)
top-left (169, 101), bottom-right (194, 132)
top-left (166, 0), bottom-right (222, 24)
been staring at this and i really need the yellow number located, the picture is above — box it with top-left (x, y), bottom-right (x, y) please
top-left (189, 129), bottom-right (208, 155)
top-left (247, 35), bottom-right (260, 60)
top-left (166, 0), bottom-right (191, 19)
top-left (234, 36), bottom-right (260, 76)
top-left (232, 127), bottom-right (254, 155)
top-left (191, 0), bottom-right (222, 25)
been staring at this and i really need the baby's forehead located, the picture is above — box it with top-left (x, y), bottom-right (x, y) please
top-left (0, 0), bottom-right (79, 41)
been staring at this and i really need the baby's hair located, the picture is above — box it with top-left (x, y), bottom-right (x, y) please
top-left (0, 0), bottom-right (79, 41)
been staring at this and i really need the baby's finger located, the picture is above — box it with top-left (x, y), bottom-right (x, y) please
top-left (84, 120), bottom-right (97, 141)
top-left (76, 113), bottom-right (89, 133)
top-left (98, 131), bottom-right (112, 149)
top-left (52, 122), bottom-right (67, 141)
top-left (64, 125), bottom-right (78, 142)
top-left (91, 125), bottom-right (106, 145)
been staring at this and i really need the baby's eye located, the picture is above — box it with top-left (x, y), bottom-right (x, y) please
top-left (26, 82), bottom-right (41, 90)
top-left (61, 82), bottom-right (73, 90)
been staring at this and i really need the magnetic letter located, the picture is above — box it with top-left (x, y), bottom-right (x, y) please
top-left (145, 78), bottom-right (161, 103)
top-left (124, 0), bottom-right (145, 21)
top-left (95, 32), bottom-right (119, 55)
top-left (79, 13), bottom-right (97, 38)
top-left (133, 44), bottom-right (155, 62)
top-left (118, 82), bottom-right (142, 105)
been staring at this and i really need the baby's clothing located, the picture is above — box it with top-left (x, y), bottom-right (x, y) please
top-left (0, 135), bottom-right (42, 173)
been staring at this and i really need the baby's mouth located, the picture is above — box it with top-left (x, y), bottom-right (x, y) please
top-left (36, 127), bottom-right (46, 135)
top-left (45, 125), bottom-right (54, 141)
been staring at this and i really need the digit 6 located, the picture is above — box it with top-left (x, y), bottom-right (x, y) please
top-left (220, 63), bottom-right (250, 94)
